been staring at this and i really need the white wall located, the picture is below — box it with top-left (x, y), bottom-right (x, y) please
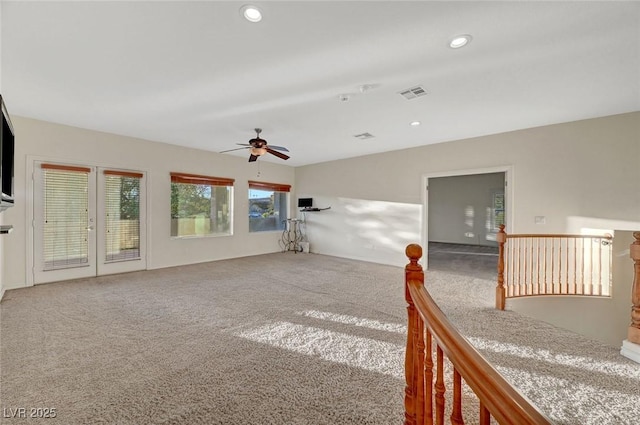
top-left (295, 195), bottom-right (421, 266)
top-left (3, 116), bottom-right (295, 290)
top-left (295, 112), bottom-right (640, 267)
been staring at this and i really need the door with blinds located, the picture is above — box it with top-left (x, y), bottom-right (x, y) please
top-left (33, 162), bottom-right (146, 284)
top-left (96, 169), bottom-right (146, 275)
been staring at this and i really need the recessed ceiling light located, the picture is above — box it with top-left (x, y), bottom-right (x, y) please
top-left (449, 34), bottom-right (472, 49)
top-left (241, 5), bottom-right (262, 23)
top-left (410, 121), bottom-right (421, 126)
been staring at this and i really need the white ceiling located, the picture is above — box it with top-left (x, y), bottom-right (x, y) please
top-left (2, 1), bottom-right (639, 167)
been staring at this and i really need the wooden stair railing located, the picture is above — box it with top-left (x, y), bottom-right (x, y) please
top-left (629, 232), bottom-right (640, 344)
top-left (404, 244), bottom-right (551, 425)
top-left (496, 225), bottom-right (613, 310)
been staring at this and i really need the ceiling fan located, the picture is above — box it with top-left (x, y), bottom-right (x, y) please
top-left (220, 128), bottom-right (290, 162)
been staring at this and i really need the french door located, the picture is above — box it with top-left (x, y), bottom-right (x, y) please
top-left (33, 162), bottom-right (146, 284)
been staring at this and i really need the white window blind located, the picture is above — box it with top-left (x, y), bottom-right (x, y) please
top-left (41, 164), bottom-right (90, 271)
top-left (104, 170), bottom-right (142, 262)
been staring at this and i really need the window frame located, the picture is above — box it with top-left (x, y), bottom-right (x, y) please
top-left (170, 172), bottom-right (235, 238)
top-left (248, 180), bottom-right (291, 233)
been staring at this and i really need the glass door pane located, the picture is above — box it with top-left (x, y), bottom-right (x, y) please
top-left (34, 163), bottom-right (97, 283)
top-left (97, 169), bottom-right (146, 275)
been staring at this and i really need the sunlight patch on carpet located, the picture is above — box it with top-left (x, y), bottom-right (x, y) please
top-left (297, 310), bottom-right (406, 334)
top-left (468, 337), bottom-right (640, 380)
top-left (235, 321), bottom-right (404, 378)
top-left (495, 364), bottom-right (640, 425)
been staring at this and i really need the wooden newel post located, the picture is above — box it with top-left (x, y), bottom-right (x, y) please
top-left (628, 232), bottom-right (640, 344)
top-left (405, 244), bottom-right (424, 288)
top-left (404, 244), bottom-right (423, 425)
top-left (496, 224), bottom-right (507, 310)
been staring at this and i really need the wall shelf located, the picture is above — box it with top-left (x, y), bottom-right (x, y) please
top-left (300, 206), bottom-right (331, 212)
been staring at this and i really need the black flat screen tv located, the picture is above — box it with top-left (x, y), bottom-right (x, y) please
top-left (0, 94), bottom-right (15, 211)
top-left (298, 198), bottom-right (313, 208)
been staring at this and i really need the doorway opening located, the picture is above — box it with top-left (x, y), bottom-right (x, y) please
top-left (422, 167), bottom-right (511, 278)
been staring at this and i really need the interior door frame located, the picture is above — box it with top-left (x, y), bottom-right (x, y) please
top-left (421, 165), bottom-right (514, 270)
top-left (26, 155), bottom-right (149, 286)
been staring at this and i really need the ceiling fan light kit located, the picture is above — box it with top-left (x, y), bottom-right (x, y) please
top-left (220, 128), bottom-right (290, 162)
top-left (250, 147), bottom-right (267, 156)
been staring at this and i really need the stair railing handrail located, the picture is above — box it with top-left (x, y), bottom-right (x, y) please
top-left (503, 233), bottom-right (613, 239)
top-left (404, 244), bottom-right (551, 425)
top-left (628, 232), bottom-right (640, 343)
top-left (496, 225), bottom-right (613, 310)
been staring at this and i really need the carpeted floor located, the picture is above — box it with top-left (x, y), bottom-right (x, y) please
top-left (427, 241), bottom-right (498, 280)
top-left (1, 250), bottom-right (638, 424)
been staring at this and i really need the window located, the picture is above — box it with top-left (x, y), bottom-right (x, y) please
top-left (171, 173), bottom-right (234, 237)
top-left (491, 190), bottom-right (505, 232)
top-left (248, 180), bottom-right (290, 232)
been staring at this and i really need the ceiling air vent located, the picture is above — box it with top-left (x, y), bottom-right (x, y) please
top-left (354, 132), bottom-right (375, 140)
top-left (398, 85), bottom-right (427, 100)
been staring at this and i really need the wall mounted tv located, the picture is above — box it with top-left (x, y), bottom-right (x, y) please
top-left (298, 198), bottom-right (313, 208)
top-left (0, 94), bottom-right (15, 211)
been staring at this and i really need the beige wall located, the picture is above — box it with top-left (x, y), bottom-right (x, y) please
top-left (3, 117), bottom-right (295, 289)
top-left (295, 112), bottom-right (640, 266)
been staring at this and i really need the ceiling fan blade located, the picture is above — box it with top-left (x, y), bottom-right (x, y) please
top-left (220, 147), bottom-right (250, 153)
top-left (266, 144), bottom-right (289, 152)
top-left (236, 143), bottom-right (252, 146)
top-left (248, 154), bottom-right (259, 162)
top-left (266, 148), bottom-right (290, 160)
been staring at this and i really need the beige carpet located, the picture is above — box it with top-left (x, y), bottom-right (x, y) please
top-left (1, 252), bottom-right (638, 424)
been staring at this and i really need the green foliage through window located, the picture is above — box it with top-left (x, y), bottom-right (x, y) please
top-left (171, 183), bottom-right (212, 219)
top-left (171, 182), bottom-right (232, 237)
top-left (119, 177), bottom-right (140, 220)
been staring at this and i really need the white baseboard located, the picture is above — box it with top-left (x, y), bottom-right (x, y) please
top-left (620, 339), bottom-right (640, 364)
top-left (0, 288), bottom-right (5, 303)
